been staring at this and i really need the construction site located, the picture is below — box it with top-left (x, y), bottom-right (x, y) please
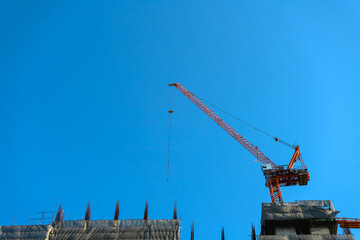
top-left (2, 1), bottom-right (359, 239)
top-left (1, 83), bottom-right (359, 240)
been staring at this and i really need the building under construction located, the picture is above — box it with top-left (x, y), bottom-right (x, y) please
top-left (0, 219), bottom-right (180, 240)
top-left (0, 200), bottom-right (357, 239)
top-left (258, 200), bottom-right (354, 240)
top-left (0, 201), bottom-right (181, 240)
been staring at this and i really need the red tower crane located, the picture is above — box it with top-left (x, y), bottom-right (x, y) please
top-left (169, 83), bottom-right (309, 203)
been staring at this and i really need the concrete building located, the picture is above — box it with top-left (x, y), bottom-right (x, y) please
top-left (257, 200), bottom-right (354, 240)
top-left (0, 200), bottom-right (355, 239)
top-left (0, 219), bottom-right (180, 240)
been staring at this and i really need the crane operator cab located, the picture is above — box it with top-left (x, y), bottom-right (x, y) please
top-left (261, 164), bottom-right (273, 173)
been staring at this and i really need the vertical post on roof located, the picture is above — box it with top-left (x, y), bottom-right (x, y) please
top-left (144, 200), bottom-right (149, 220)
top-left (251, 224), bottom-right (256, 240)
top-left (11, 216), bottom-right (16, 226)
top-left (191, 222), bottom-right (194, 240)
top-left (114, 200), bottom-right (119, 220)
top-left (55, 205), bottom-right (63, 222)
top-left (85, 202), bottom-right (91, 220)
top-left (221, 227), bottom-right (225, 240)
top-left (173, 200), bottom-right (177, 220)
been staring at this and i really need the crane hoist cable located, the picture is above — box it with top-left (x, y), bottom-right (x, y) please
top-left (167, 85), bottom-right (174, 182)
top-left (195, 95), bottom-right (294, 149)
top-left (167, 110), bottom-right (173, 182)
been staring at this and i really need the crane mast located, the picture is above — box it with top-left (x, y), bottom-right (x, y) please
top-left (169, 83), bottom-right (309, 203)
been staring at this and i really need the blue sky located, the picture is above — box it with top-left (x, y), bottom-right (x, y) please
top-left (1, 1), bottom-right (360, 239)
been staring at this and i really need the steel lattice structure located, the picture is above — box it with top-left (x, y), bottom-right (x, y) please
top-left (170, 83), bottom-right (309, 203)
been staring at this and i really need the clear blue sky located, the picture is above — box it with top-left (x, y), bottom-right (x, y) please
top-left (1, 1), bottom-right (360, 239)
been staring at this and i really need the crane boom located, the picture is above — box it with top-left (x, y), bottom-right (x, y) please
top-left (169, 83), bottom-right (278, 169)
top-left (170, 83), bottom-right (309, 204)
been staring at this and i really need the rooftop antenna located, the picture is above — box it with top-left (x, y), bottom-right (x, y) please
top-left (28, 207), bottom-right (56, 225)
top-left (50, 198), bottom-right (59, 222)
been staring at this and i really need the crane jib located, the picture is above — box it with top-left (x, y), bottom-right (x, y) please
top-left (169, 83), bottom-right (309, 204)
top-left (170, 83), bottom-right (278, 169)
